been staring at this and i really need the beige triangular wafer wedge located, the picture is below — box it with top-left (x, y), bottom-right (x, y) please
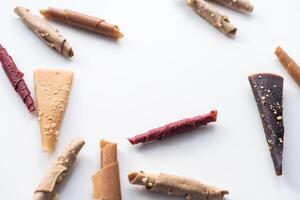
top-left (34, 69), bottom-right (73, 153)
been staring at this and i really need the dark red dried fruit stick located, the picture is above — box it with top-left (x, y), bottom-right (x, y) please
top-left (0, 44), bottom-right (35, 112)
top-left (128, 110), bottom-right (217, 145)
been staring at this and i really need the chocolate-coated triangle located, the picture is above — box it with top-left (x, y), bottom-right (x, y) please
top-left (248, 73), bottom-right (284, 176)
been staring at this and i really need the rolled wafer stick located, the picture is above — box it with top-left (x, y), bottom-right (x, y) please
top-left (40, 7), bottom-right (123, 39)
top-left (14, 7), bottom-right (73, 58)
top-left (128, 171), bottom-right (229, 199)
top-left (208, 0), bottom-right (253, 13)
top-left (187, 0), bottom-right (237, 37)
top-left (0, 44), bottom-right (35, 112)
top-left (33, 138), bottom-right (85, 200)
top-left (128, 110), bottom-right (217, 145)
top-left (92, 140), bottom-right (122, 200)
top-left (275, 46), bottom-right (300, 87)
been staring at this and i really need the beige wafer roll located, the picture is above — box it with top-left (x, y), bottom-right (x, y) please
top-left (209, 0), bottom-right (253, 13)
top-left (40, 7), bottom-right (123, 39)
top-left (34, 69), bottom-right (74, 153)
top-left (275, 46), bottom-right (300, 87)
top-left (92, 140), bottom-right (122, 200)
top-left (187, 0), bottom-right (237, 37)
top-left (14, 7), bottom-right (73, 58)
top-left (33, 139), bottom-right (85, 200)
top-left (128, 171), bottom-right (229, 199)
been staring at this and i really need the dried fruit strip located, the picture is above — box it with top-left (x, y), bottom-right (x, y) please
top-left (128, 110), bottom-right (217, 145)
top-left (0, 44), bottom-right (35, 112)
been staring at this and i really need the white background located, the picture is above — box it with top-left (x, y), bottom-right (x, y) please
top-left (0, 0), bottom-right (300, 199)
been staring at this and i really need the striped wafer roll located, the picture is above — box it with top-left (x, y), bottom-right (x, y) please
top-left (40, 7), bottom-right (123, 39)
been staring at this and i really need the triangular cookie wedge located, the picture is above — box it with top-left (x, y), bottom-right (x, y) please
top-left (34, 69), bottom-right (73, 153)
top-left (248, 73), bottom-right (284, 176)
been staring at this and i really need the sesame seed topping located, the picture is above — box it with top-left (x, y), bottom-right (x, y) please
top-left (268, 139), bottom-right (273, 144)
top-left (277, 116), bottom-right (283, 121)
top-left (141, 177), bottom-right (148, 183)
top-left (148, 182), bottom-right (153, 187)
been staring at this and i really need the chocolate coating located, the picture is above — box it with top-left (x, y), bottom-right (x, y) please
top-left (248, 73), bottom-right (284, 176)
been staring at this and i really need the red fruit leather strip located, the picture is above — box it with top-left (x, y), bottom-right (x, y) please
top-left (128, 110), bottom-right (217, 145)
top-left (0, 44), bottom-right (35, 112)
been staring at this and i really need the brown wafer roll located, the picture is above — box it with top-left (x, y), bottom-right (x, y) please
top-left (187, 0), bottom-right (237, 37)
top-left (33, 139), bottom-right (85, 200)
top-left (209, 0), bottom-right (253, 13)
top-left (40, 7), bottom-right (123, 39)
top-left (14, 7), bottom-right (73, 58)
top-left (275, 46), bottom-right (300, 87)
top-left (92, 140), bottom-right (122, 200)
top-left (128, 171), bottom-right (229, 199)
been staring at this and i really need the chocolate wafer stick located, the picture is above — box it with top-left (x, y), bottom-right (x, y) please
top-left (33, 139), bottom-right (85, 200)
top-left (128, 110), bottom-right (217, 145)
top-left (248, 73), bottom-right (284, 176)
top-left (40, 7), bottom-right (123, 39)
top-left (14, 7), bottom-right (73, 58)
top-left (128, 171), bottom-right (229, 199)
top-left (0, 44), bottom-right (35, 112)
top-left (187, 0), bottom-right (237, 37)
top-left (209, 0), bottom-right (253, 13)
top-left (275, 46), bottom-right (300, 87)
